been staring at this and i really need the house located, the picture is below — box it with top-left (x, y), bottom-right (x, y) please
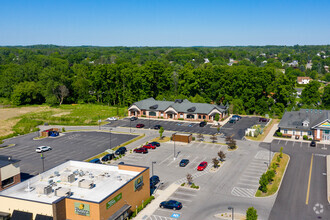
top-left (288, 60), bottom-right (299, 67)
top-left (278, 109), bottom-right (330, 141)
top-left (295, 88), bottom-right (303, 98)
top-left (204, 58), bottom-right (210, 63)
top-left (128, 98), bottom-right (228, 122)
top-left (0, 156), bottom-right (20, 191)
top-left (297, 76), bottom-right (312, 84)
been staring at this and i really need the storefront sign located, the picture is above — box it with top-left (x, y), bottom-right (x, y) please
top-left (134, 175), bottom-right (143, 191)
top-left (74, 202), bottom-right (90, 216)
top-left (106, 193), bottom-right (122, 209)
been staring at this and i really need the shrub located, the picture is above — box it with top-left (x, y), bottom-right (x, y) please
top-left (249, 131), bottom-right (252, 136)
top-left (178, 118), bottom-right (184, 120)
top-left (192, 136), bottom-right (195, 141)
top-left (259, 173), bottom-right (268, 193)
top-left (130, 196), bottom-right (155, 218)
top-left (246, 207), bottom-right (258, 220)
top-left (141, 115), bottom-right (146, 117)
top-left (62, 127), bottom-right (66, 132)
top-left (181, 183), bottom-right (185, 186)
top-left (276, 132), bottom-right (282, 137)
top-left (303, 135), bottom-right (308, 140)
top-left (309, 138), bottom-right (312, 141)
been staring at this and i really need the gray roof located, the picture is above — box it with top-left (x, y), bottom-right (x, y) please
top-left (279, 109), bottom-right (329, 130)
top-left (130, 98), bottom-right (228, 114)
top-left (0, 155), bottom-right (20, 168)
top-left (295, 88), bottom-right (303, 93)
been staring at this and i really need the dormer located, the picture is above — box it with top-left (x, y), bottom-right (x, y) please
top-left (302, 120), bottom-right (309, 127)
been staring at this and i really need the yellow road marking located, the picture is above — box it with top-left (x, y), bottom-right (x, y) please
top-left (306, 154), bottom-right (314, 205)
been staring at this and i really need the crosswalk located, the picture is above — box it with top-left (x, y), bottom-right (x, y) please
top-left (231, 150), bottom-right (272, 198)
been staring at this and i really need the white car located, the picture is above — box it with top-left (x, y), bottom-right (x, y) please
top-left (36, 146), bottom-right (52, 153)
top-left (106, 117), bottom-right (118, 121)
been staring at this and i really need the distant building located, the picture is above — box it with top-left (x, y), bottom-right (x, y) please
top-left (204, 58), bottom-right (210, 63)
top-left (295, 88), bottom-right (303, 98)
top-left (279, 109), bottom-right (330, 142)
top-left (0, 156), bottom-right (20, 191)
top-left (297, 76), bottom-right (312, 84)
top-left (128, 98), bottom-right (228, 122)
top-left (0, 160), bottom-right (149, 220)
top-left (288, 60), bottom-right (299, 67)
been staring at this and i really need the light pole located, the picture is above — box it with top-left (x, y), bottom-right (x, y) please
top-left (228, 206), bottom-right (234, 220)
top-left (41, 153), bottom-right (45, 173)
top-left (110, 128), bottom-right (112, 149)
top-left (149, 113), bottom-right (150, 129)
top-left (151, 161), bottom-right (156, 176)
top-left (173, 133), bottom-right (176, 160)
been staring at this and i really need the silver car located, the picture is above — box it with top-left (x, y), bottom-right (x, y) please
top-left (36, 146), bottom-right (52, 153)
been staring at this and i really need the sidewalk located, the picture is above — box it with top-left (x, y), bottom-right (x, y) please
top-left (263, 123), bottom-right (279, 143)
top-left (134, 183), bottom-right (180, 220)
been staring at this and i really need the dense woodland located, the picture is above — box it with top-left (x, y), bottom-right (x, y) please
top-left (0, 45), bottom-right (330, 116)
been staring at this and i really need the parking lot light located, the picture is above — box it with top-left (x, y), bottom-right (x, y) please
top-left (173, 133), bottom-right (176, 160)
top-left (110, 128), bottom-right (112, 149)
top-left (228, 206), bottom-right (234, 220)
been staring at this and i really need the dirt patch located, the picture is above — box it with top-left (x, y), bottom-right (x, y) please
top-left (52, 112), bottom-right (70, 117)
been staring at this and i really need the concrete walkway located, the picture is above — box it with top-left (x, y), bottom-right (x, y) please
top-left (327, 155), bottom-right (330, 203)
top-left (134, 183), bottom-right (180, 220)
top-left (263, 123), bottom-right (278, 143)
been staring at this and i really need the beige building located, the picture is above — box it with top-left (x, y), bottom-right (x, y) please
top-left (0, 161), bottom-right (150, 220)
top-left (0, 156), bottom-right (20, 192)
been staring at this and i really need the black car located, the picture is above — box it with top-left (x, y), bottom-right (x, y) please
top-left (130, 117), bottom-right (138, 121)
top-left (160, 200), bottom-right (182, 210)
top-left (199, 121), bottom-right (207, 127)
top-left (150, 141), bottom-right (160, 147)
top-left (101, 153), bottom-right (115, 162)
top-left (153, 125), bottom-right (162, 130)
top-left (179, 159), bottom-right (189, 167)
top-left (310, 141), bottom-right (316, 147)
top-left (150, 175), bottom-right (160, 187)
top-left (229, 119), bottom-right (236, 124)
top-left (115, 147), bottom-right (127, 155)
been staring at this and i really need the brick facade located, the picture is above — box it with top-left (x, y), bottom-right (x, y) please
top-left (0, 173), bottom-right (21, 191)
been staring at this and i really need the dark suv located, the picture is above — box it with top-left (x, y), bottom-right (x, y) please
top-left (101, 154), bottom-right (115, 162)
top-left (199, 121), bottom-right (207, 127)
top-left (153, 125), bottom-right (162, 130)
top-left (259, 118), bottom-right (269, 122)
top-left (130, 117), bottom-right (138, 121)
top-left (310, 140), bottom-right (316, 147)
top-left (115, 147), bottom-right (127, 155)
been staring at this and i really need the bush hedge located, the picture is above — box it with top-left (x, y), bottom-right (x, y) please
top-left (130, 196), bottom-right (155, 218)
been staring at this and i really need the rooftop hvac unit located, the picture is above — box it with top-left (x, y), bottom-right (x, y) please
top-left (78, 179), bottom-right (94, 189)
top-left (61, 173), bottom-right (75, 183)
top-left (79, 171), bottom-right (85, 177)
top-left (55, 187), bottom-right (71, 197)
top-left (54, 171), bottom-right (60, 177)
top-left (36, 185), bottom-right (52, 195)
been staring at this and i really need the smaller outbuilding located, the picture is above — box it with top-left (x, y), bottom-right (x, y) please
top-left (172, 133), bottom-right (192, 143)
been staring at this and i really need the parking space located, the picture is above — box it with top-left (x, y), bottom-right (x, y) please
top-left (231, 150), bottom-right (273, 198)
top-left (106, 116), bottom-right (267, 139)
top-left (271, 139), bottom-right (330, 150)
top-left (0, 132), bottom-right (137, 176)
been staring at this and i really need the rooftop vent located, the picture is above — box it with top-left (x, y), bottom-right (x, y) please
top-left (187, 107), bottom-right (196, 112)
top-left (149, 104), bottom-right (158, 110)
top-left (61, 173), bottom-right (75, 183)
top-left (78, 179), bottom-right (94, 189)
top-left (55, 187), bottom-right (71, 197)
top-left (36, 185), bottom-right (52, 195)
top-left (54, 171), bottom-right (60, 177)
top-left (175, 99), bottom-right (183, 103)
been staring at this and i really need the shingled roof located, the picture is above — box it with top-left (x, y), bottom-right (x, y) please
top-left (0, 155), bottom-right (20, 168)
top-left (279, 109), bottom-right (329, 130)
top-left (130, 98), bottom-right (227, 114)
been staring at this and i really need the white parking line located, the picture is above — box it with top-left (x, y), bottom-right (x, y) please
top-left (239, 178), bottom-right (259, 183)
top-left (159, 154), bottom-right (173, 165)
top-left (173, 191), bottom-right (197, 197)
top-left (237, 183), bottom-right (259, 187)
top-left (241, 175), bottom-right (260, 179)
top-left (156, 208), bottom-right (182, 214)
top-left (169, 197), bottom-right (192, 202)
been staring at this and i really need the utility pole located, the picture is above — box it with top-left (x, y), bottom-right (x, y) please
top-left (41, 153), bottom-right (45, 173)
top-left (173, 133), bottom-right (176, 160)
top-left (110, 128), bottom-right (112, 149)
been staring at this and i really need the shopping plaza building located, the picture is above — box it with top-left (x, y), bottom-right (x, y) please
top-left (279, 109), bottom-right (330, 142)
top-left (128, 98), bottom-right (228, 122)
top-left (0, 161), bottom-right (150, 220)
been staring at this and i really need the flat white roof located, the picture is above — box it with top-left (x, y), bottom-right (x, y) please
top-left (0, 161), bottom-right (141, 204)
top-left (173, 133), bottom-right (192, 136)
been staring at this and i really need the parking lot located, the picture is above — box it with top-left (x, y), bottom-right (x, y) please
top-left (106, 116), bottom-right (267, 140)
top-left (0, 131), bottom-right (137, 177)
top-left (271, 139), bottom-right (329, 150)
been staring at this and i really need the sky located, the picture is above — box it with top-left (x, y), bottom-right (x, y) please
top-left (0, 0), bottom-right (329, 46)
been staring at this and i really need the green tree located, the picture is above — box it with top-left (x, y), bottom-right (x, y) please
top-left (322, 84), bottom-right (330, 108)
top-left (280, 147), bottom-right (283, 158)
top-left (212, 158), bottom-right (219, 168)
top-left (246, 207), bottom-right (258, 220)
top-left (214, 113), bottom-right (220, 122)
top-left (11, 81), bottom-right (44, 105)
top-left (159, 127), bottom-right (164, 139)
top-left (259, 173), bottom-right (268, 193)
top-left (301, 81), bottom-right (321, 106)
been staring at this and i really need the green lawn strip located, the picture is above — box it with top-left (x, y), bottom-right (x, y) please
top-left (255, 153), bottom-right (289, 197)
top-left (149, 136), bottom-right (171, 143)
top-left (85, 134), bottom-right (145, 162)
top-left (246, 119), bottom-right (278, 141)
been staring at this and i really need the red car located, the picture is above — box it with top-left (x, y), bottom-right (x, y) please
top-left (134, 147), bottom-right (148, 154)
top-left (197, 161), bottom-right (208, 171)
top-left (143, 144), bottom-right (156, 149)
top-left (136, 124), bottom-right (144, 128)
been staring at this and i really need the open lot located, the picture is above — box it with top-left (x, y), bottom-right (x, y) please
top-left (106, 116), bottom-right (267, 140)
top-left (114, 140), bottom-right (276, 220)
top-left (260, 140), bottom-right (330, 220)
top-left (0, 131), bottom-right (137, 177)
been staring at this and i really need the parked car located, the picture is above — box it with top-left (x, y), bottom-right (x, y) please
top-left (231, 117), bottom-right (239, 121)
top-left (197, 161), bottom-right (208, 171)
top-left (259, 118), bottom-right (269, 122)
top-left (130, 117), bottom-right (138, 121)
top-left (89, 158), bottom-right (101, 164)
top-left (153, 125), bottom-right (162, 130)
top-left (134, 147), bottom-right (148, 154)
top-left (118, 162), bottom-right (125, 165)
top-left (150, 141), bottom-right (160, 147)
top-left (143, 144), bottom-right (156, 149)
top-left (228, 119), bottom-right (236, 124)
top-left (199, 121), bottom-right (207, 127)
top-left (115, 147), bottom-right (127, 155)
top-left (101, 154), bottom-right (115, 162)
top-left (310, 140), bottom-right (316, 147)
top-left (160, 200), bottom-right (182, 210)
top-left (179, 159), bottom-right (189, 167)
top-left (150, 175), bottom-right (160, 187)
top-left (136, 123), bottom-right (145, 128)
top-left (36, 146), bottom-right (52, 153)
top-left (106, 117), bottom-right (118, 121)
top-left (232, 115), bottom-right (242, 120)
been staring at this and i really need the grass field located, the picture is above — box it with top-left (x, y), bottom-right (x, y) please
top-left (0, 104), bottom-right (127, 141)
top-left (246, 119), bottom-right (279, 141)
top-left (255, 152), bottom-right (289, 197)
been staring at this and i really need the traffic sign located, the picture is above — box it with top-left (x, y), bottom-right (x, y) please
top-left (171, 213), bottom-right (181, 218)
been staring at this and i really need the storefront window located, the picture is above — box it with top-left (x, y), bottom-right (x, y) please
top-left (284, 129), bottom-right (288, 134)
top-left (187, 114), bottom-right (194, 119)
top-left (149, 111), bottom-right (156, 116)
top-left (180, 114), bottom-right (183, 118)
top-left (324, 130), bottom-right (330, 134)
top-left (142, 111), bottom-right (146, 115)
top-left (203, 115), bottom-right (206, 119)
top-left (1, 177), bottom-right (14, 187)
top-left (160, 113), bottom-right (163, 116)
top-left (198, 115), bottom-right (201, 119)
